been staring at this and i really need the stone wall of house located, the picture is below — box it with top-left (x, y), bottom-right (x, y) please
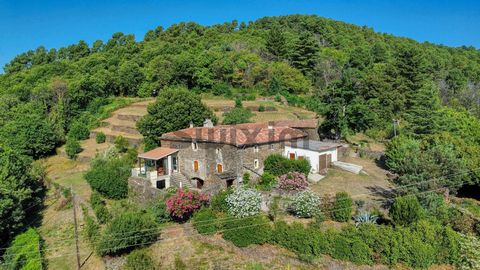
top-left (161, 139), bottom-right (239, 187)
top-left (240, 142), bottom-right (284, 180)
top-left (128, 177), bottom-right (164, 205)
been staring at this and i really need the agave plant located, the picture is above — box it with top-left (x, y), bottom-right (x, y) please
top-left (354, 211), bottom-right (379, 226)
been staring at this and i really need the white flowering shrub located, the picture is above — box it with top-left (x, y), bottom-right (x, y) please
top-left (289, 190), bottom-right (321, 218)
top-left (226, 188), bottom-right (262, 218)
top-left (459, 233), bottom-right (480, 270)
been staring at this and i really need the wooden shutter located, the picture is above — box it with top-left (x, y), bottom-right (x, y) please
top-left (217, 164), bottom-right (223, 173)
top-left (289, 153), bottom-right (295, 160)
top-left (194, 160), bottom-right (199, 172)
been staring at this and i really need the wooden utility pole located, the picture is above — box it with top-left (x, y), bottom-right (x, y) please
top-left (71, 185), bottom-right (81, 270)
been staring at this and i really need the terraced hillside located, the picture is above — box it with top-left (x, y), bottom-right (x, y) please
top-left (71, 97), bottom-right (317, 162)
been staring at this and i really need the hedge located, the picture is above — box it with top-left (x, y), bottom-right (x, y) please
top-left (192, 207), bottom-right (219, 235)
top-left (97, 212), bottom-right (159, 256)
top-left (2, 229), bottom-right (43, 270)
top-left (222, 215), bottom-right (272, 247)
top-left (263, 154), bottom-right (311, 176)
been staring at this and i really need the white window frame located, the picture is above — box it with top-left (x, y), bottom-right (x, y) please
top-left (254, 159), bottom-right (259, 169)
top-left (254, 145), bottom-right (259, 153)
top-left (192, 141), bottom-right (198, 151)
top-left (216, 148), bottom-right (221, 155)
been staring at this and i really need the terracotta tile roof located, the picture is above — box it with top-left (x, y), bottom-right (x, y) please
top-left (138, 147), bottom-right (178, 160)
top-left (161, 125), bottom-right (307, 147)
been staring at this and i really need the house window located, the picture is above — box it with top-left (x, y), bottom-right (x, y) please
top-left (298, 156), bottom-right (304, 160)
top-left (269, 144), bottom-right (274, 150)
top-left (216, 148), bottom-right (221, 155)
top-left (289, 153), bottom-right (295, 160)
top-left (192, 142), bottom-right (198, 151)
top-left (217, 163), bottom-right (223, 173)
top-left (254, 145), bottom-right (259, 152)
top-left (193, 160), bottom-right (199, 172)
top-left (254, 159), bottom-right (259, 169)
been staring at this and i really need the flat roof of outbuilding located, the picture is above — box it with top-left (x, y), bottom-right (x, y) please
top-left (286, 139), bottom-right (340, 152)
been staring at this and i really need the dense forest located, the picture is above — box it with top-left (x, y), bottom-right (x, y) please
top-left (1, 14), bottom-right (480, 249)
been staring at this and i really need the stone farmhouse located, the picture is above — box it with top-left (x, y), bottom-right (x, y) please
top-left (130, 119), bottom-right (340, 193)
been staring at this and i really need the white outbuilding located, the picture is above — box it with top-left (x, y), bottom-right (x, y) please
top-left (284, 139), bottom-right (341, 174)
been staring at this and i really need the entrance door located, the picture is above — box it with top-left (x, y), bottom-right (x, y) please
top-left (226, 179), bottom-right (234, 187)
top-left (289, 153), bottom-right (295, 160)
top-left (196, 178), bottom-right (204, 189)
top-left (172, 156), bottom-right (178, 172)
top-left (326, 154), bottom-right (332, 168)
top-left (319, 154), bottom-right (327, 173)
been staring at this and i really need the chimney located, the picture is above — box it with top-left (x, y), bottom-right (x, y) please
top-left (203, 119), bottom-right (214, 128)
top-left (189, 122), bottom-right (194, 128)
top-left (267, 124), bottom-right (273, 130)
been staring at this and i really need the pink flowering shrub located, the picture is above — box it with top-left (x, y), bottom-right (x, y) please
top-left (278, 172), bottom-right (308, 191)
top-left (166, 189), bottom-right (209, 221)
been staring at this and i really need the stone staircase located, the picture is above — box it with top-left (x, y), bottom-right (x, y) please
top-left (170, 172), bottom-right (193, 189)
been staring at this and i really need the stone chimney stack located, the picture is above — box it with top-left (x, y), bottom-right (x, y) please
top-left (203, 119), bottom-right (214, 128)
top-left (189, 122), bottom-right (194, 128)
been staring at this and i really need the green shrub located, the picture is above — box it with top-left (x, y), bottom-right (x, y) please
top-left (222, 215), bottom-right (272, 247)
top-left (212, 83), bottom-right (231, 97)
top-left (124, 249), bottom-right (156, 270)
top-left (192, 207), bottom-right (218, 235)
top-left (268, 196), bottom-right (281, 221)
top-left (257, 172), bottom-right (276, 191)
top-left (2, 229), bottom-right (43, 270)
top-left (93, 204), bottom-right (111, 224)
top-left (222, 107), bottom-right (254, 125)
top-left (258, 105), bottom-right (265, 112)
top-left (114, 135), bottom-right (129, 153)
top-left (264, 154), bottom-right (310, 176)
top-left (85, 155), bottom-right (130, 199)
top-left (65, 138), bottom-right (82, 159)
top-left (242, 172), bottom-right (250, 185)
top-left (90, 191), bottom-right (103, 208)
top-left (271, 221), bottom-right (330, 257)
top-left (95, 132), bottom-right (106, 144)
top-left (84, 214), bottom-right (100, 244)
top-left (210, 188), bottom-right (233, 213)
top-left (274, 94), bottom-right (282, 102)
top-left (150, 199), bottom-right (170, 223)
top-left (97, 212), bottom-right (159, 256)
top-left (67, 118), bottom-right (91, 140)
top-left (390, 195), bottom-right (424, 226)
top-left (289, 190), bottom-right (321, 218)
top-left (332, 192), bottom-right (353, 222)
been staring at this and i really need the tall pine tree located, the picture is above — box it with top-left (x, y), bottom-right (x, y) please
top-left (404, 81), bottom-right (442, 136)
top-left (290, 32), bottom-right (319, 75)
top-left (265, 26), bottom-right (287, 59)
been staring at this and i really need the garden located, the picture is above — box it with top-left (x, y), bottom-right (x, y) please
top-left (70, 150), bottom-right (480, 269)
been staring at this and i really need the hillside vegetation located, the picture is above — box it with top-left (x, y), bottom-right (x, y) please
top-left (1, 15), bottom-right (480, 265)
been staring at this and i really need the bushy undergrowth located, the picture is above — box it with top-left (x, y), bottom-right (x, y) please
top-left (222, 215), bottom-right (272, 247)
top-left (390, 195), bottom-right (424, 226)
top-left (150, 198), bottom-right (170, 223)
top-left (256, 172), bottom-right (277, 191)
top-left (90, 192), bottom-right (111, 224)
top-left (192, 207), bottom-right (219, 235)
top-left (85, 155), bottom-right (130, 199)
top-left (210, 188), bottom-right (233, 213)
top-left (332, 192), bottom-right (353, 222)
top-left (97, 212), bottom-right (158, 256)
top-left (226, 188), bottom-right (262, 218)
top-left (1, 228), bottom-right (43, 270)
top-left (264, 154), bottom-right (311, 176)
top-left (289, 190), bottom-right (321, 218)
top-left (124, 249), bottom-right (156, 270)
top-left (95, 132), bottom-right (106, 143)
